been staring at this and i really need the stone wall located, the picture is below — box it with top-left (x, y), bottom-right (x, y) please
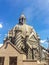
top-left (23, 60), bottom-right (37, 65)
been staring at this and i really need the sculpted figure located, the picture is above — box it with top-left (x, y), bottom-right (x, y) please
top-left (8, 14), bottom-right (39, 59)
top-left (14, 14), bottom-right (37, 48)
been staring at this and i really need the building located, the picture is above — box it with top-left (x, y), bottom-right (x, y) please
top-left (0, 14), bottom-right (48, 65)
top-left (45, 39), bottom-right (49, 65)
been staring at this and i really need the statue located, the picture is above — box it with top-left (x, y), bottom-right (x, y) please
top-left (8, 14), bottom-right (40, 59)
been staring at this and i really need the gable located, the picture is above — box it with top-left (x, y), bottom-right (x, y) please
top-left (0, 41), bottom-right (24, 56)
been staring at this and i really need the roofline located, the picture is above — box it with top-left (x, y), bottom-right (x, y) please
top-left (0, 40), bottom-right (25, 54)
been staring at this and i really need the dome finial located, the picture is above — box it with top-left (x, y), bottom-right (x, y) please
top-left (19, 14), bottom-right (26, 24)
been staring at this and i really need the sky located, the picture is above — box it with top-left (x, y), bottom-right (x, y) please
top-left (0, 0), bottom-right (49, 48)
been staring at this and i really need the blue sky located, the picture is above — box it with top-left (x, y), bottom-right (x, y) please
top-left (0, 0), bottom-right (49, 48)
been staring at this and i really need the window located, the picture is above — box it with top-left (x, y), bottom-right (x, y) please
top-left (0, 57), bottom-right (4, 65)
top-left (9, 57), bottom-right (17, 65)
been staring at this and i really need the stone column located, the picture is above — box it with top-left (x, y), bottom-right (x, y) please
top-left (4, 56), bottom-right (9, 65)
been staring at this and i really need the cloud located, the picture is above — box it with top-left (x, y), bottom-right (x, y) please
top-left (0, 44), bottom-right (3, 47)
top-left (40, 40), bottom-right (46, 43)
top-left (40, 39), bottom-right (48, 48)
top-left (0, 24), bottom-right (3, 28)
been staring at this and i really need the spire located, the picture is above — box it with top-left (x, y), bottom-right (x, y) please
top-left (19, 14), bottom-right (26, 24)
